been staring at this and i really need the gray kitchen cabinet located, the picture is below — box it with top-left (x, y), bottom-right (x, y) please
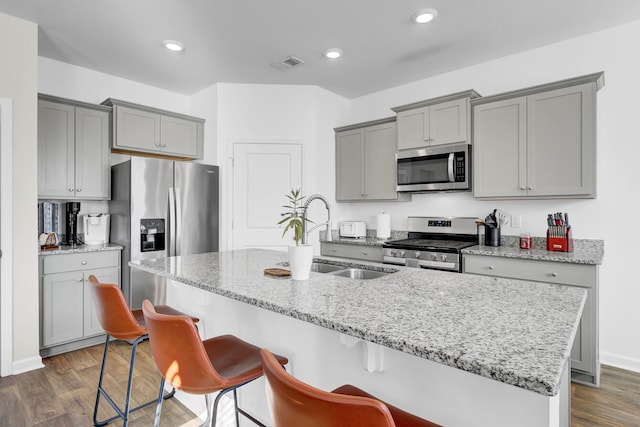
top-left (463, 254), bottom-right (599, 386)
top-left (335, 118), bottom-right (409, 202)
top-left (321, 242), bottom-right (383, 262)
top-left (392, 90), bottom-right (480, 150)
top-left (38, 95), bottom-right (111, 200)
top-left (104, 98), bottom-right (204, 159)
top-left (40, 251), bottom-right (121, 356)
top-left (472, 72), bottom-right (603, 199)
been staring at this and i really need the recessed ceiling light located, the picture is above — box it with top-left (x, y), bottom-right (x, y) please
top-left (412, 8), bottom-right (438, 24)
top-left (163, 40), bottom-right (185, 52)
top-left (324, 48), bottom-right (343, 59)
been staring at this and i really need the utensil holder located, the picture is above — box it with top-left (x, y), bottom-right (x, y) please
top-left (546, 226), bottom-right (574, 252)
top-left (485, 227), bottom-right (500, 247)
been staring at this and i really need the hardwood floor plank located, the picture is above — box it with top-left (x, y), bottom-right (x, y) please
top-left (2, 341), bottom-right (640, 426)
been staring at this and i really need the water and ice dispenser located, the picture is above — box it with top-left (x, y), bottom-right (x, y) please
top-left (140, 218), bottom-right (165, 252)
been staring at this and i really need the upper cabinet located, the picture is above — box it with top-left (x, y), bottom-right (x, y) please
top-left (392, 90), bottom-right (480, 150)
top-left (102, 98), bottom-right (204, 160)
top-left (38, 95), bottom-right (111, 200)
top-left (472, 72), bottom-right (604, 199)
top-left (335, 118), bottom-right (410, 202)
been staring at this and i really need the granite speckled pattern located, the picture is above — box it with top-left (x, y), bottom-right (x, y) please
top-left (131, 249), bottom-right (586, 397)
top-left (463, 238), bottom-right (604, 265)
top-left (38, 243), bottom-right (123, 256)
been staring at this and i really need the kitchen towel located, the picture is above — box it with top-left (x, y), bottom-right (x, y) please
top-left (376, 213), bottom-right (391, 239)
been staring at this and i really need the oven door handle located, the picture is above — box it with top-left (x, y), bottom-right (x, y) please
top-left (447, 153), bottom-right (455, 182)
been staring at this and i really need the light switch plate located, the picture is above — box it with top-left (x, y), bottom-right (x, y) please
top-left (511, 215), bottom-right (522, 228)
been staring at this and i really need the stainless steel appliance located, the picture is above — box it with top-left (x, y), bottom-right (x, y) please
top-left (110, 158), bottom-right (219, 309)
top-left (396, 142), bottom-right (470, 192)
top-left (383, 216), bottom-right (478, 272)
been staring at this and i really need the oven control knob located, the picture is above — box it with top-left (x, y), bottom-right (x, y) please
top-left (389, 250), bottom-right (397, 257)
top-left (400, 250), bottom-right (406, 257)
top-left (440, 254), bottom-right (447, 261)
top-left (430, 253), bottom-right (437, 261)
top-left (415, 251), bottom-right (421, 259)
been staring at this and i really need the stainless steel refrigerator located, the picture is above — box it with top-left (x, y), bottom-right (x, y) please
top-left (109, 157), bottom-right (219, 309)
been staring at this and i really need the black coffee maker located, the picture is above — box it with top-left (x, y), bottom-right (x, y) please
top-left (65, 201), bottom-right (81, 245)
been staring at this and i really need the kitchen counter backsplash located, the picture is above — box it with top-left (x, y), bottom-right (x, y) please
top-left (320, 229), bottom-right (407, 244)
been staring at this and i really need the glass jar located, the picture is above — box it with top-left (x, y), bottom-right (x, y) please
top-left (519, 233), bottom-right (532, 250)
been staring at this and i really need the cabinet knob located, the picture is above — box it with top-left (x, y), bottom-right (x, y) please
top-left (362, 252), bottom-right (368, 256)
top-left (520, 186), bottom-right (526, 190)
top-left (527, 186), bottom-right (533, 190)
top-left (332, 249), bottom-right (337, 253)
top-left (551, 272), bottom-right (558, 277)
top-left (76, 188), bottom-right (82, 192)
top-left (161, 144), bottom-right (167, 148)
top-left (81, 261), bottom-right (88, 265)
top-left (488, 265), bottom-right (494, 270)
top-left (68, 188), bottom-right (74, 192)
top-left (78, 278), bottom-right (83, 282)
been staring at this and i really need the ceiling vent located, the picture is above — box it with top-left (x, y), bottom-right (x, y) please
top-left (271, 55), bottom-right (306, 72)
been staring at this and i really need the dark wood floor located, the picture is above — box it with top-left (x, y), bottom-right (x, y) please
top-left (0, 340), bottom-right (639, 426)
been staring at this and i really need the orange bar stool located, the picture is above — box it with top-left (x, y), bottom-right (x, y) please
top-left (260, 348), bottom-right (442, 427)
top-left (141, 300), bottom-right (289, 427)
top-left (87, 275), bottom-right (200, 427)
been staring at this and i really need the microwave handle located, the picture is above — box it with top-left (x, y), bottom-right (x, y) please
top-left (447, 153), bottom-right (455, 182)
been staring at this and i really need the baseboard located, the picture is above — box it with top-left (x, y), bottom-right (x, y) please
top-left (601, 352), bottom-right (640, 373)
top-left (12, 355), bottom-right (44, 375)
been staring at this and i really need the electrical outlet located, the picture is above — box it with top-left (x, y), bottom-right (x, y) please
top-left (511, 215), bottom-right (521, 228)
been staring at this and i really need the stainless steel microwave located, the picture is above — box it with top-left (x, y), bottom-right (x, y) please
top-left (396, 142), bottom-right (471, 192)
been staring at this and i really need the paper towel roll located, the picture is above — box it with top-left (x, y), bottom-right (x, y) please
top-left (376, 213), bottom-right (391, 239)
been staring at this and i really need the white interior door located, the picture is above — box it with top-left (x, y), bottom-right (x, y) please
top-left (232, 142), bottom-right (302, 251)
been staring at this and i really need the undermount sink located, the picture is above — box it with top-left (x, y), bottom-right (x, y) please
top-left (331, 268), bottom-right (390, 280)
top-left (310, 262), bottom-right (345, 273)
top-left (310, 261), bottom-right (396, 280)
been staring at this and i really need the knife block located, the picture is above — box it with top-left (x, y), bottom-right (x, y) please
top-left (546, 227), bottom-right (574, 252)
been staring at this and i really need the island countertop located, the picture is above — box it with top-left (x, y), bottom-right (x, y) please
top-left (130, 249), bottom-right (586, 397)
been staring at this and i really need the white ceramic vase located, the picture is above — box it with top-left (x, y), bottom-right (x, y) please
top-left (288, 244), bottom-right (313, 280)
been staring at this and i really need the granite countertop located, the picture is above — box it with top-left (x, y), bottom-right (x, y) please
top-left (462, 238), bottom-right (604, 265)
top-left (130, 249), bottom-right (586, 397)
top-left (38, 243), bottom-right (123, 256)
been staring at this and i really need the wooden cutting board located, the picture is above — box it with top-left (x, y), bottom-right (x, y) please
top-left (264, 268), bottom-right (291, 277)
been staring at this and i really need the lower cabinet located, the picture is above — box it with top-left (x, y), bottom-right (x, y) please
top-left (40, 251), bottom-right (121, 356)
top-left (321, 242), bottom-right (383, 263)
top-left (463, 254), bottom-right (599, 386)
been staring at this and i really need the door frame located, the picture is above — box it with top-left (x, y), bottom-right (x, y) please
top-left (0, 97), bottom-right (14, 376)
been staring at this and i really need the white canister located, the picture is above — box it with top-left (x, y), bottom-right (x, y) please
top-left (376, 213), bottom-right (391, 239)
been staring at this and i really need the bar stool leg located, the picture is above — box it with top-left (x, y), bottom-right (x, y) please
top-left (198, 394), bottom-right (214, 427)
top-left (93, 335), bottom-right (111, 426)
top-left (153, 377), bottom-right (166, 427)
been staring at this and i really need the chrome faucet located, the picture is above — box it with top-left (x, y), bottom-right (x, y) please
top-left (302, 194), bottom-right (332, 244)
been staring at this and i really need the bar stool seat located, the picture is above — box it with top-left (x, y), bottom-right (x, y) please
top-left (87, 275), bottom-right (199, 427)
top-left (142, 300), bottom-right (289, 427)
top-left (260, 348), bottom-right (442, 427)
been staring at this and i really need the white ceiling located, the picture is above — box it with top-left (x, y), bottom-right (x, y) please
top-left (1, 0), bottom-right (639, 99)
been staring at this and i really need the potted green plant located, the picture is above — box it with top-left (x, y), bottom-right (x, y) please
top-left (279, 188), bottom-right (313, 280)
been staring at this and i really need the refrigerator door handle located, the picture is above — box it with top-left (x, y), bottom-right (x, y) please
top-left (175, 187), bottom-right (182, 256)
top-left (168, 187), bottom-right (176, 256)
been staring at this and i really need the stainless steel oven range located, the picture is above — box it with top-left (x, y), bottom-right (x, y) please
top-left (383, 216), bottom-right (478, 272)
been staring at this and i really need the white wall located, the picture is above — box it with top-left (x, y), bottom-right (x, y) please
top-left (0, 12), bottom-right (40, 373)
top-left (341, 20), bottom-right (640, 372)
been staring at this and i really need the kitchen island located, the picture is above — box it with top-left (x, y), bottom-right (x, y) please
top-left (131, 249), bottom-right (586, 427)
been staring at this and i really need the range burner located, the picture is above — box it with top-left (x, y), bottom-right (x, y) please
top-left (383, 217), bottom-right (479, 272)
